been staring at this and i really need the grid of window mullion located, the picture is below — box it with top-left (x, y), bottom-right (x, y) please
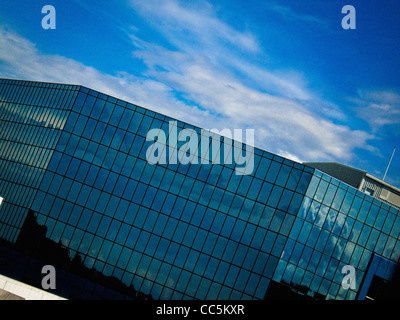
top-left (20, 123), bottom-right (31, 144)
top-left (144, 222), bottom-right (200, 285)
top-left (0, 222), bottom-right (9, 239)
top-left (44, 88), bottom-right (58, 107)
top-left (11, 103), bottom-right (22, 122)
top-left (0, 83), bottom-right (11, 99)
top-left (9, 85), bottom-right (22, 104)
top-left (55, 89), bottom-right (69, 109)
top-left (4, 141), bottom-right (18, 163)
top-left (7, 84), bottom-right (20, 103)
top-left (3, 222), bottom-right (14, 240)
top-left (16, 85), bottom-right (27, 104)
top-left (4, 80), bottom-right (400, 300)
top-left (50, 125), bottom-right (65, 150)
top-left (10, 122), bottom-right (21, 142)
top-left (7, 160), bottom-right (26, 187)
top-left (0, 161), bottom-right (5, 179)
top-left (49, 88), bottom-right (63, 108)
top-left (10, 105), bottom-right (22, 123)
top-left (62, 90), bottom-right (76, 112)
top-left (36, 86), bottom-right (50, 106)
top-left (0, 160), bottom-right (10, 182)
top-left (66, 89), bottom-right (79, 110)
top-left (35, 86), bottom-right (48, 105)
top-left (52, 109), bottom-right (69, 129)
top-left (20, 164), bottom-right (34, 191)
top-left (9, 189), bottom-right (29, 227)
top-left (0, 85), bottom-right (9, 102)
top-left (5, 84), bottom-right (17, 102)
top-left (18, 104), bottom-right (30, 125)
top-left (20, 84), bottom-right (33, 104)
top-left (0, 103), bottom-right (11, 122)
top-left (4, 126), bottom-right (56, 170)
top-left (7, 142), bottom-right (22, 164)
top-left (288, 214), bottom-right (371, 295)
top-left (27, 86), bottom-right (39, 104)
top-left (25, 86), bottom-right (37, 106)
top-left (17, 123), bottom-right (34, 148)
top-left (0, 180), bottom-right (12, 205)
top-left (2, 121), bottom-right (20, 141)
top-left (0, 121), bottom-right (11, 140)
top-left (3, 102), bottom-right (18, 120)
top-left (40, 122), bottom-right (60, 150)
top-left (49, 88), bottom-right (64, 108)
top-left (17, 85), bottom-right (29, 104)
top-left (39, 126), bottom-right (58, 152)
top-left (36, 147), bottom-right (53, 170)
top-left (0, 159), bottom-right (15, 182)
top-left (57, 109), bottom-right (70, 131)
top-left (2, 186), bottom-right (20, 225)
top-left (44, 107), bottom-right (57, 128)
top-left (0, 101), bottom-right (11, 120)
top-left (30, 87), bottom-right (44, 106)
top-left (1, 101), bottom-right (12, 119)
top-left (0, 102), bottom-right (6, 119)
top-left (28, 126), bottom-right (46, 147)
top-left (19, 165), bottom-right (36, 192)
top-left (20, 86), bottom-right (32, 105)
top-left (37, 106), bottom-right (50, 124)
top-left (49, 108), bottom-right (63, 130)
top-left (65, 88), bottom-right (77, 109)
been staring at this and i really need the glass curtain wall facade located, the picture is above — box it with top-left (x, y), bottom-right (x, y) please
top-left (0, 79), bottom-right (78, 242)
top-left (0, 78), bottom-right (399, 300)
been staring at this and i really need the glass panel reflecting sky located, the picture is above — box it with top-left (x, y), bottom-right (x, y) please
top-left (0, 79), bottom-right (399, 300)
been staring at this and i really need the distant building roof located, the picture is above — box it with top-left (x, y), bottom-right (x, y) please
top-left (304, 162), bottom-right (400, 208)
top-left (304, 162), bottom-right (366, 189)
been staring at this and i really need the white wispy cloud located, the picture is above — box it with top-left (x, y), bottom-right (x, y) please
top-left (352, 89), bottom-right (400, 131)
top-left (266, 2), bottom-right (328, 27)
top-left (129, 0), bottom-right (260, 54)
top-left (0, 0), bottom-right (373, 166)
top-left (127, 0), bottom-right (373, 161)
top-left (129, 0), bottom-right (312, 101)
top-left (0, 25), bottom-right (212, 127)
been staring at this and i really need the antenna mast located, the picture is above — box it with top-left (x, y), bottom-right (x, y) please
top-left (383, 146), bottom-right (396, 181)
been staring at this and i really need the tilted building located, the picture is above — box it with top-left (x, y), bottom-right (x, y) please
top-left (0, 78), bottom-right (399, 300)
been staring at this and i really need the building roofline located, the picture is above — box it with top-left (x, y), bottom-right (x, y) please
top-left (303, 161), bottom-right (367, 174)
top-left (0, 77), bottom-right (83, 88)
top-left (305, 161), bottom-right (400, 194)
top-left (365, 173), bottom-right (400, 194)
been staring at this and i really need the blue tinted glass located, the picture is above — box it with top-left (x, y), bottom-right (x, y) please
top-left (275, 164), bottom-right (291, 187)
top-left (90, 98), bottom-right (105, 120)
top-left (73, 115), bottom-right (88, 137)
top-left (267, 185), bottom-right (283, 208)
top-left (315, 179), bottom-right (328, 202)
top-left (332, 188), bottom-right (346, 210)
top-left (100, 101), bottom-right (114, 123)
top-left (81, 94), bottom-right (96, 116)
top-left (265, 161), bottom-right (281, 183)
top-left (305, 175), bottom-right (320, 198)
top-left (271, 234), bottom-right (286, 257)
top-left (286, 168), bottom-right (301, 191)
top-left (297, 171), bottom-right (312, 194)
top-left (102, 126), bottom-right (116, 146)
top-left (277, 189), bottom-right (293, 211)
top-left (322, 184), bottom-right (337, 206)
top-left (72, 92), bottom-right (87, 113)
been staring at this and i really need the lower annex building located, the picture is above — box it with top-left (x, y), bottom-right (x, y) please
top-left (0, 78), bottom-right (399, 300)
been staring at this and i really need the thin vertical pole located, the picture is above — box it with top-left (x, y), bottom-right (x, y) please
top-left (383, 146), bottom-right (396, 181)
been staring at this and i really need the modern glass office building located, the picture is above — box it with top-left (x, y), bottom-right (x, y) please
top-left (0, 78), bottom-right (399, 300)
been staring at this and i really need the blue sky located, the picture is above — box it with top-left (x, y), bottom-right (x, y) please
top-left (0, 0), bottom-right (399, 187)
